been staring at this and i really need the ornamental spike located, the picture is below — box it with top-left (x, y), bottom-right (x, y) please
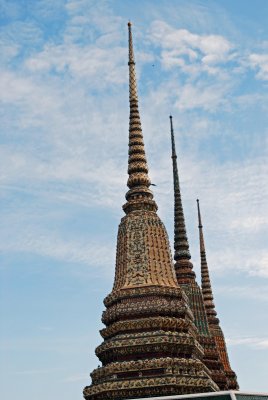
top-left (123, 22), bottom-right (157, 214)
top-left (170, 116), bottom-right (195, 281)
top-left (197, 199), bottom-right (218, 323)
top-left (197, 198), bottom-right (206, 254)
top-left (197, 199), bottom-right (239, 389)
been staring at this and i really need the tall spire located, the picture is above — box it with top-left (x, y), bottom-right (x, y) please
top-left (197, 199), bottom-right (218, 324)
top-left (197, 199), bottom-right (239, 390)
top-left (170, 115), bottom-right (195, 282)
top-left (123, 22), bottom-right (157, 214)
top-left (170, 119), bottom-right (230, 390)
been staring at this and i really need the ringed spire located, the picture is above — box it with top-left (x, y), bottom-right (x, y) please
top-left (170, 119), bottom-right (230, 390)
top-left (197, 199), bottom-right (217, 323)
top-left (197, 199), bottom-right (239, 390)
top-left (170, 115), bottom-right (195, 282)
top-left (124, 22), bottom-right (157, 214)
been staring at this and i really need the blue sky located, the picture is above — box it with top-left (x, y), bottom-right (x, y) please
top-left (1, 0), bottom-right (268, 399)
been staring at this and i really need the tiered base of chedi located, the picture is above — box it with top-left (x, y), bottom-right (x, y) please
top-left (83, 22), bottom-right (219, 400)
top-left (84, 212), bottom-right (219, 400)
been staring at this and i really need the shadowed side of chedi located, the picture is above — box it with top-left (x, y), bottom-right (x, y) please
top-left (83, 23), bottom-right (237, 400)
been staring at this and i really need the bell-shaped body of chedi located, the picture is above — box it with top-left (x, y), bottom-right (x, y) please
top-left (197, 200), bottom-right (239, 390)
top-left (170, 116), bottom-right (229, 391)
top-left (83, 23), bottom-right (218, 400)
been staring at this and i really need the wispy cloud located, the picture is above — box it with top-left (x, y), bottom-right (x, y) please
top-left (0, 222), bottom-right (115, 272)
top-left (0, 1), bottom-right (267, 281)
top-left (175, 81), bottom-right (231, 111)
top-left (63, 373), bottom-right (88, 382)
top-left (149, 20), bottom-right (235, 75)
top-left (248, 53), bottom-right (268, 80)
top-left (227, 336), bottom-right (268, 349)
top-left (25, 44), bottom-right (127, 87)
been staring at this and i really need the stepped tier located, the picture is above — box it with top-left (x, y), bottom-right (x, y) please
top-left (85, 209), bottom-right (219, 399)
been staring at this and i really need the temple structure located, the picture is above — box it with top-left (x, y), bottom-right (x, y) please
top-left (83, 22), bottom-right (240, 400)
top-left (197, 199), bottom-right (239, 390)
top-left (83, 22), bottom-right (219, 400)
top-left (169, 116), bottom-right (230, 391)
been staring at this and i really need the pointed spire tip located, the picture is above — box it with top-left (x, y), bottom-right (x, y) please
top-left (124, 17), bottom-right (157, 214)
top-left (197, 199), bottom-right (203, 229)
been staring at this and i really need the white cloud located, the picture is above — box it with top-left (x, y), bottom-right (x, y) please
top-left (0, 38), bottom-right (19, 64)
top-left (63, 373), bottom-right (88, 382)
top-left (25, 44), bottom-right (127, 86)
top-left (248, 53), bottom-right (268, 80)
top-left (64, 0), bottom-right (123, 44)
top-left (0, 2), bottom-right (267, 284)
top-left (209, 250), bottom-right (268, 278)
top-left (227, 337), bottom-right (268, 349)
top-left (149, 20), bottom-right (234, 74)
top-left (0, 20), bottom-right (44, 49)
top-left (0, 227), bottom-right (114, 269)
top-left (175, 81), bottom-right (230, 111)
